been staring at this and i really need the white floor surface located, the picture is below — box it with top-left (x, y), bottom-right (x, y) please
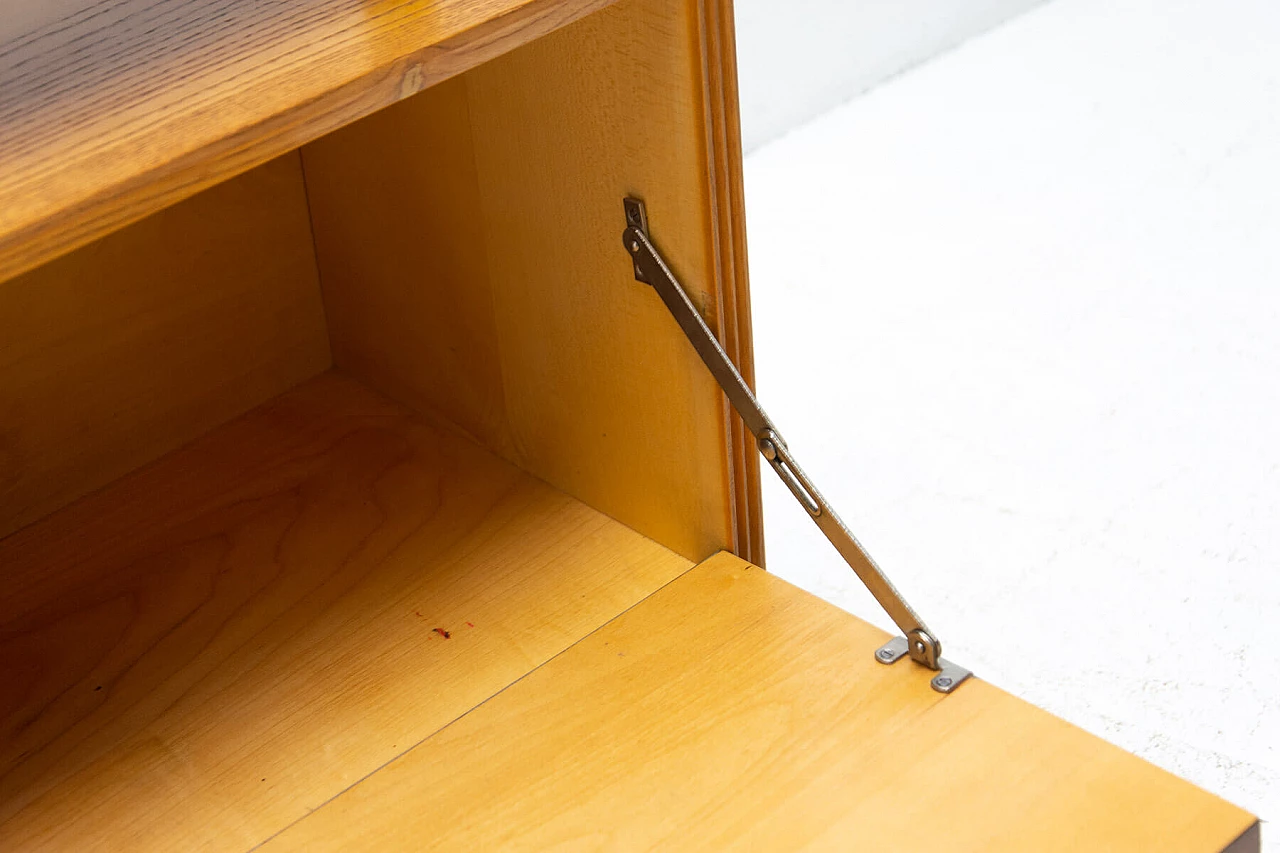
top-left (744, 0), bottom-right (1280, 842)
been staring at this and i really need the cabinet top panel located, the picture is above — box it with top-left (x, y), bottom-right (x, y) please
top-left (0, 0), bottom-right (611, 282)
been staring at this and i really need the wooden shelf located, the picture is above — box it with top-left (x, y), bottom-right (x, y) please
top-left (0, 0), bottom-right (611, 283)
top-left (262, 552), bottom-right (1258, 852)
top-left (0, 372), bottom-right (691, 850)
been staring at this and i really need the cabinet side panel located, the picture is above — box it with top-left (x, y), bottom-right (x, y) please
top-left (304, 0), bottom-right (752, 562)
top-left (0, 154), bottom-right (331, 539)
top-left (463, 0), bottom-right (736, 561)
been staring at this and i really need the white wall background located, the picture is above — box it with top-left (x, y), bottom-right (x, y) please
top-left (742, 0), bottom-right (1279, 842)
top-left (734, 0), bottom-right (1047, 151)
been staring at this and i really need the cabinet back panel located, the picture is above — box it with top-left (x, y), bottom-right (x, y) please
top-left (299, 78), bottom-right (508, 452)
top-left (0, 153), bottom-right (331, 539)
top-left (303, 0), bottom-right (755, 562)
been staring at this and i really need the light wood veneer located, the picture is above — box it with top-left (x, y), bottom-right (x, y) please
top-left (265, 552), bottom-right (1260, 852)
top-left (0, 372), bottom-right (691, 851)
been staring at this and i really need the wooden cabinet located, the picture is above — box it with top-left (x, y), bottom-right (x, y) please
top-left (0, 1), bottom-right (1260, 850)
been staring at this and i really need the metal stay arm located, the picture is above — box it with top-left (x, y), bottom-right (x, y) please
top-left (622, 197), bottom-right (970, 692)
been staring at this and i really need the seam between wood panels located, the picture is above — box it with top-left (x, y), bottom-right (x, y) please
top-left (693, 0), bottom-right (762, 567)
top-left (709, 0), bottom-right (752, 566)
top-left (716, 0), bottom-right (762, 568)
top-left (690, 0), bottom-right (738, 567)
top-left (295, 147), bottom-right (336, 373)
top-left (699, 0), bottom-right (738, 564)
top-left (458, 69), bottom-right (519, 461)
top-left (714, 0), bottom-right (763, 568)
top-left (243, 555), bottom-right (703, 853)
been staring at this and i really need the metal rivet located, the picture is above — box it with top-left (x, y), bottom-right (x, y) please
top-left (629, 240), bottom-right (640, 253)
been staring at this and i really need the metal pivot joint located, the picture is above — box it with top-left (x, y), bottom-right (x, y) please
top-left (621, 197), bottom-right (971, 694)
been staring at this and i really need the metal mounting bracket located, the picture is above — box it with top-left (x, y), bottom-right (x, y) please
top-left (622, 196), bottom-right (971, 694)
top-left (874, 636), bottom-right (973, 693)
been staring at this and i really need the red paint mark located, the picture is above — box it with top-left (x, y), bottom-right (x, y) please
top-left (466, 621), bottom-right (475, 628)
top-left (433, 628), bottom-right (451, 639)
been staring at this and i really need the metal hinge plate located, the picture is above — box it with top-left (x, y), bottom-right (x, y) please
top-left (875, 637), bottom-right (973, 693)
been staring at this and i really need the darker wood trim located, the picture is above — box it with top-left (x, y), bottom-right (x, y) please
top-left (1222, 821), bottom-right (1262, 853)
top-left (696, 0), bottom-right (764, 566)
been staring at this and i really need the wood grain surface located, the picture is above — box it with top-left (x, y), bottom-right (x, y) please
top-left (264, 551), bottom-right (1258, 852)
top-left (0, 153), bottom-right (329, 540)
top-left (0, 372), bottom-right (692, 851)
top-left (0, 0), bottom-right (615, 283)
top-left (302, 0), bottom-right (761, 564)
top-left (300, 78), bottom-right (509, 458)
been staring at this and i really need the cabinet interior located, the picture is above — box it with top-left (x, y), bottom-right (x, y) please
top-left (0, 0), bottom-right (754, 846)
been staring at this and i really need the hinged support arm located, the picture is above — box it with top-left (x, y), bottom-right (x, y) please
top-left (622, 197), bottom-right (971, 693)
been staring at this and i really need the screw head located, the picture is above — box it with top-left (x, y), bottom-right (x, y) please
top-left (627, 206), bottom-right (642, 225)
top-left (877, 648), bottom-right (895, 661)
top-left (933, 676), bottom-right (953, 689)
